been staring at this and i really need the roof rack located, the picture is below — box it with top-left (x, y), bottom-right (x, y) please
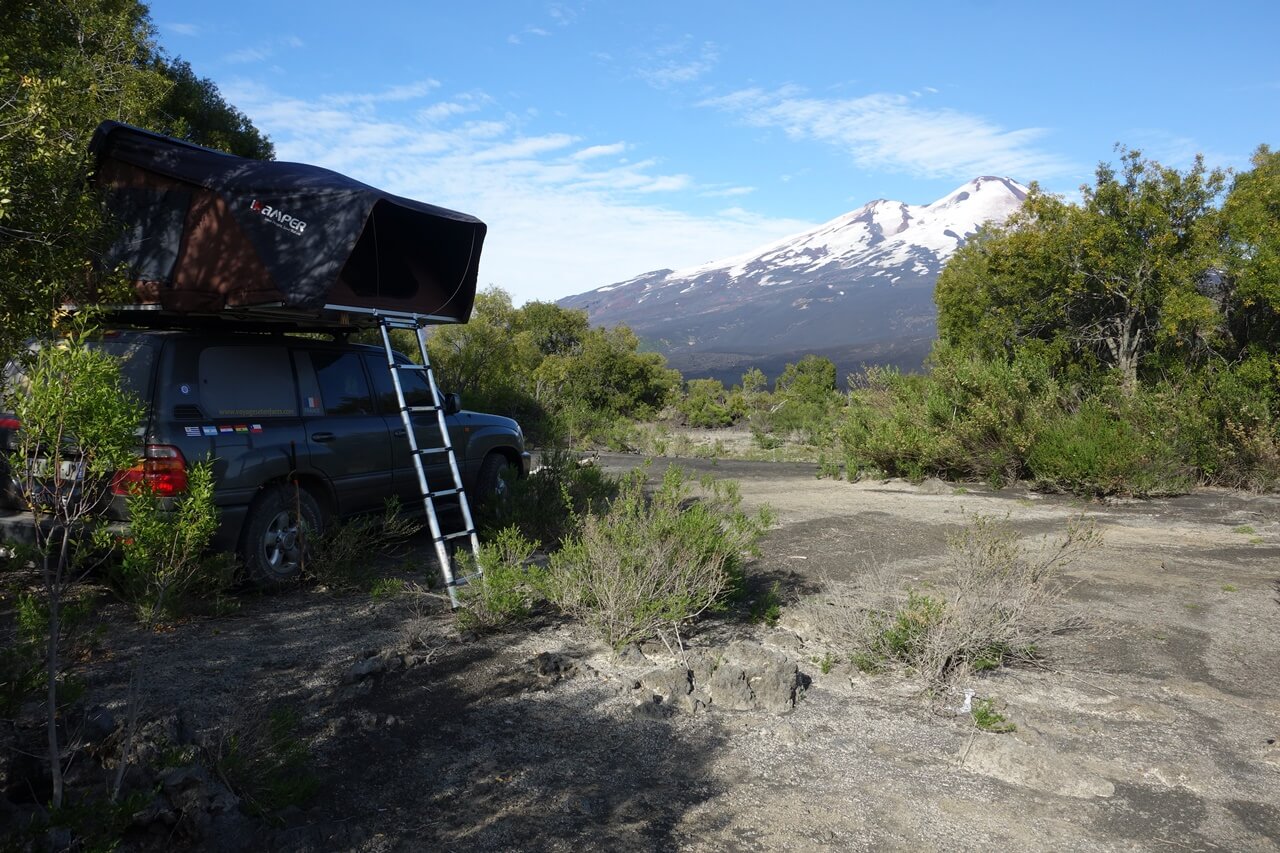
top-left (76, 302), bottom-right (463, 335)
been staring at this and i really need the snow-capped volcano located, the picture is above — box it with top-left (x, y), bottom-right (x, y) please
top-left (558, 177), bottom-right (1027, 381)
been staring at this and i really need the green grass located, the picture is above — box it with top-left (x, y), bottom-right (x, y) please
top-left (971, 698), bottom-right (1016, 733)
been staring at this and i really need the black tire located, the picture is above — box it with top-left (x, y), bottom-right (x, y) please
top-left (474, 452), bottom-right (511, 507)
top-left (240, 485), bottom-right (323, 587)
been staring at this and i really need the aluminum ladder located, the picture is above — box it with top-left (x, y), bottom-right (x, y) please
top-left (377, 316), bottom-right (480, 607)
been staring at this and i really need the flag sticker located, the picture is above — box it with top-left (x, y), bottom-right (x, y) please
top-left (202, 426), bottom-right (218, 436)
top-left (184, 426), bottom-right (201, 437)
top-left (219, 425), bottom-right (234, 434)
top-left (234, 424), bottom-right (249, 434)
top-left (250, 424), bottom-right (264, 434)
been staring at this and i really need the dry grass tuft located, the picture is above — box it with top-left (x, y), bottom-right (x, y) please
top-left (814, 514), bottom-right (1099, 689)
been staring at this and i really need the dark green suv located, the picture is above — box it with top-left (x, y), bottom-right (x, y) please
top-left (0, 329), bottom-right (529, 583)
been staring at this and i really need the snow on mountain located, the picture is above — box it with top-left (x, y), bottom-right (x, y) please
top-left (558, 177), bottom-right (1028, 381)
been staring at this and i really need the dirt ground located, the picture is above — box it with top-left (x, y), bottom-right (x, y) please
top-left (59, 454), bottom-right (1280, 851)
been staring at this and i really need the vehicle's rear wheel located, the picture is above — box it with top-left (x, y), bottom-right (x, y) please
top-left (240, 484), bottom-right (323, 586)
top-left (474, 452), bottom-right (511, 507)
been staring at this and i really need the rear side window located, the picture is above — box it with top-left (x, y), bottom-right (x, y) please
top-left (197, 346), bottom-right (297, 417)
top-left (5, 337), bottom-right (156, 408)
top-left (90, 338), bottom-right (158, 400)
top-left (364, 353), bottom-right (435, 414)
top-left (307, 351), bottom-right (374, 415)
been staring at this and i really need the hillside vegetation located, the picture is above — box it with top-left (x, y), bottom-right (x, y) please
top-left (444, 146), bottom-right (1279, 496)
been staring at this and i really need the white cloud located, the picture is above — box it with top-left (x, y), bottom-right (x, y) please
top-left (701, 87), bottom-right (1073, 182)
top-left (222, 35), bottom-right (305, 65)
top-left (571, 142), bottom-right (627, 161)
top-left (224, 46), bottom-right (272, 64)
top-left (325, 79), bottom-right (442, 108)
top-left (225, 81), bottom-right (813, 303)
top-left (638, 40), bottom-right (720, 89)
top-left (701, 186), bottom-right (755, 198)
top-left (165, 22), bottom-right (200, 36)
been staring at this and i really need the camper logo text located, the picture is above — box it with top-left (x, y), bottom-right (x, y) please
top-left (249, 199), bottom-right (307, 235)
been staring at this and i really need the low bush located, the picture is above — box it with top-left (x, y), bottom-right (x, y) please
top-left (212, 707), bottom-right (318, 820)
top-left (477, 447), bottom-right (618, 549)
top-left (832, 514), bottom-right (1097, 688)
top-left (548, 466), bottom-right (773, 649)
top-left (304, 497), bottom-right (422, 593)
top-left (113, 460), bottom-right (233, 620)
top-left (971, 697), bottom-right (1017, 733)
top-left (456, 525), bottom-right (546, 631)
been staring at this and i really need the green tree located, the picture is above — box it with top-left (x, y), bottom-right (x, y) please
top-left (149, 56), bottom-right (275, 159)
top-left (4, 320), bottom-right (143, 809)
top-left (0, 0), bottom-right (170, 360)
top-left (775, 354), bottom-right (837, 400)
top-left (0, 0), bottom-right (274, 362)
top-left (936, 149), bottom-right (1227, 391)
top-left (426, 288), bottom-right (525, 400)
top-left (1220, 145), bottom-right (1280, 353)
top-left (535, 324), bottom-right (679, 419)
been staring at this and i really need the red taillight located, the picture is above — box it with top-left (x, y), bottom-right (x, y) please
top-left (0, 417), bottom-right (19, 430)
top-left (111, 445), bottom-right (188, 497)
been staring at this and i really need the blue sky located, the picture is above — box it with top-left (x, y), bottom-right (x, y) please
top-left (147, 0), bottom-right (1278, 304)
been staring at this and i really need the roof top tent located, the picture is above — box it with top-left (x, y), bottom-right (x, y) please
top-left (88, 121), bottom-right (486, 331)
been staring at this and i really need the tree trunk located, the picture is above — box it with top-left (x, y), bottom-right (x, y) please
top-left (1105, 313), bottom-right (1143, 395)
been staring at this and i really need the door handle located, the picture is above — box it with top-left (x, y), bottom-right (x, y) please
top-left (311, 432), bottom-right (336, 443)
top-left (393, 428), bottom-right (407, 437)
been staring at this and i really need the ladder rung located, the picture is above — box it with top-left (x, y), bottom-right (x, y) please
top-left (390, 363), bottom-right (429, 372)
top-left (429, 487), bottom-right (462, 498)
top-left (440, 529), bottom-right (476, 542)
top-left (414, 446), bottom-right (450, 456)
top-left (404, 405), bottom-right (439, 413)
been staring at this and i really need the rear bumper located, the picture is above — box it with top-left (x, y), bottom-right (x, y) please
top-left (0, 505), bottom-right (247, 554)
top-left (0, 507), bottom-right (129, 547)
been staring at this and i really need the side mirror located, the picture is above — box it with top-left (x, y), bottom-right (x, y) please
top-left (442, 393), bottom-right (462, 416)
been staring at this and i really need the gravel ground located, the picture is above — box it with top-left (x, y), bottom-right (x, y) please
top-left (50, 454), bottom-right (1280, 851)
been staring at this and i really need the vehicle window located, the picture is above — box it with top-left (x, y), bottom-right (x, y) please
top-left (197, 346), bottom-right (297, 418)
top-left (4, 338), bottom-right (157, 405)
top-left (364, 353), bottom-right (434, 414)
top-left (309, 351), bottom-right (374, 416)
top-left (90, 338), bottom-right (158, 400)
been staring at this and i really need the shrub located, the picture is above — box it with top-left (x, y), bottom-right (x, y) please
top-left (456, 526), bottom-right (546, 631)
top-left (835, 515), bottom-right (1098, 688)
top-left (213, 707), bottom-right (318, 819)
top-left (548, 466), bottom-right (772, 649)
top-left (113, 460), bottom-right (232, 620)
top-left (971, 698), bottom-right (1017, 733)
top-left (842, 349), bottom-right (1060, 485)
top-left (477, 447), bottom-right (618, 549)
top-left (678, 378), bottom-right (740, 428)
top-left (304, 497), bottom-right (422, 593)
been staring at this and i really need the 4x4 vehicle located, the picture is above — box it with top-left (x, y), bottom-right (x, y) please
top-left (0, 328), bottom-right (529, 583)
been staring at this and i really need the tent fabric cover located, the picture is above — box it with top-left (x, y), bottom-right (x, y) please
top-left (89, 121), bottom-right (485, 323)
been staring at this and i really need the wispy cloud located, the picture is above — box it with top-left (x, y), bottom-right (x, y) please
top-left (222, 35), bottom-right (304, 65)
top-left (701, 185), bottom-right (755, 198)
top-left (164, 21), bottom-right (200, 37)
top-left (701, 86), bottom-right (1073, 182)
top-left (638, 39), bottom-right (720, 89)
top-left (325, 79), bottom-right (442, 108)
top-left (571, 142), bottom-right (627, 161)
top-left (225, 81), bottom-right (813, 302)
top-left (224, 46), bottom-right (272, 64)
top-left (1118, 129), bottom-right (1246, 174)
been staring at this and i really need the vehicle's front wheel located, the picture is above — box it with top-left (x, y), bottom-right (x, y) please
top-left (240, 484), bottom-right (323, 586)
top-left (474, 452), bottom-right (511, 507)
